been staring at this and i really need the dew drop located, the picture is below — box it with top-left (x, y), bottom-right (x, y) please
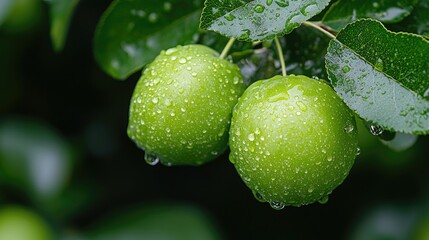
top-left (308, 188), bottom-right (314, 193)
top-left (233, 76), bottom-right (240, 84)
top-left (165, 48), bottom-right (177, 55)
top-left (253, 191), bottom-right (266, 202)
top-left (318, 195), bottom-right (329, 204)
top-left (344, 124), bottom-right (354, 133)
top-left (342, 65), bottom-right (351, 73)
top-left (369, 124), bottom-right (383, 136)
top-left (268, 92), bottom-right (290, 102)
top-left (152, 97), bottom-right (159, 103)
top-left (399, 110), bottom-right (408, 116)
top-left (144, 152), bottom-right (159, 166)
top-left (356, 147), bottom-right (361, 156)
top-left (375, 58), bottom-right (384, 71)
top-left (270, 201), bottom-right (285, 210)
top-left (254, 4), bottom-right (265, 13)
top-left (275, 0), bottom-right (289, 7)
top-left (225, 14), bottom-right (235, 21)
top-left (248, 133), bottom-right (255, 141)
top-left (179, 58), bottom-right (187, 64)
top-left (296, 101), bottom-right (307, 111)
top-left (266, 0), bottom-right (273, 5)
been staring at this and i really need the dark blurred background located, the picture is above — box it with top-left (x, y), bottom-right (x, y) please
top-left (1, 0), bottom-right (429, 239)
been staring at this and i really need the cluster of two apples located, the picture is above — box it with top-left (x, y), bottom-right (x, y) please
top-left (127, 44), bottom-right (358, 208)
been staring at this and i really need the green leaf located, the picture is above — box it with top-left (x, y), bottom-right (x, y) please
top-left (200, 0), bottom-right (331, 41)
top-left (325, 19), bottom-right (429, 134)
top-left (48, 0), bottom-right (80, 52)
top-left (94, 0), bottom-right (201, 80)
top-left (322, 0), bottom-right (418, 31)
top-left (393, 0), bottom-right (429, 37)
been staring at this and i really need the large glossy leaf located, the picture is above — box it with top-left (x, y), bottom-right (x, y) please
top-left (94, 0), bottom-right (201, 80)
top-left (48, 0), bottom-right (80, 52)
top-left (325, 19), bottom-right (429, 134)
top-left (322, 0), bottom-right (418, 31)
top-left (200, 0), bottom-right (331, 41)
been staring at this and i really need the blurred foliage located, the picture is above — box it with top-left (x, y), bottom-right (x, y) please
top-left (0, 0), bottom-right (428, 239)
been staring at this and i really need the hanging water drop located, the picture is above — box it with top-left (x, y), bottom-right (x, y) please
top-left (356, 147), bottom-right (361, 156)
top-left (318, 195), bottom-right (329, 204)
top-left (253, 191), bottom-right (266, 202)
top-left (369, 124), bottom-right (383, 136)
top-left (144, 152), bottom-right (159, 166)
top-left (270, 201), bottom-right (285, 210)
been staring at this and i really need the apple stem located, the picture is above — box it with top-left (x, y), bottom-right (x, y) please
top-left (274, 38), bottom-right (287, 77)
top-left (302, 21), bottom-right (336, 39)
top-left (220, 38), bottom-right (236, 59)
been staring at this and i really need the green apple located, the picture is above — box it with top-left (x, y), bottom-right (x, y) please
top-left (229, 75), bottom-right (358, 208)
top-left (128, 44), bottom-right (246, 166)
top-left (0, 206), bottom-right (54, 240)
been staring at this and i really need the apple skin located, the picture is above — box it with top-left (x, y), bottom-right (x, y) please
top-left (229, 75), bottom-right (358, 207)
top-left (0, 206), bottom-right (54, 240)
top-left (128, 44), bottom-right (246, 166)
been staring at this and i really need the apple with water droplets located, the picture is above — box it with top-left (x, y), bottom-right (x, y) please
top-left (128, 44), bottom-right (246, 166)
top-left (229, 75), bottom-right (358, 208)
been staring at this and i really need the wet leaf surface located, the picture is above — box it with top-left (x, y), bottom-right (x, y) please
top-left (326, 19), bottom-right (429, 134)
top-left (200, 0), bottom-right (331, 41)
top-left (94, 0), bottom-right (201, 80)
top-left (322, 0), bottom-right (418, 31)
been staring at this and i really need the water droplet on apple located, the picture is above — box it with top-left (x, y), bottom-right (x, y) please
top-left (144, 152), bottom-right (159, 166)
top-left (270, 201), bottom-right (285, 210)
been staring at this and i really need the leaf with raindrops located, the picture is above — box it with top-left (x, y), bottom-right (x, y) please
top-left (322, 0), bottom-right (419, 32)
top-left (200, 0), bottom-right (331, 41)
top-left (325, 19), bottom-right (429, 135)
top-left (94, 0), bottom-right (202, 80)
